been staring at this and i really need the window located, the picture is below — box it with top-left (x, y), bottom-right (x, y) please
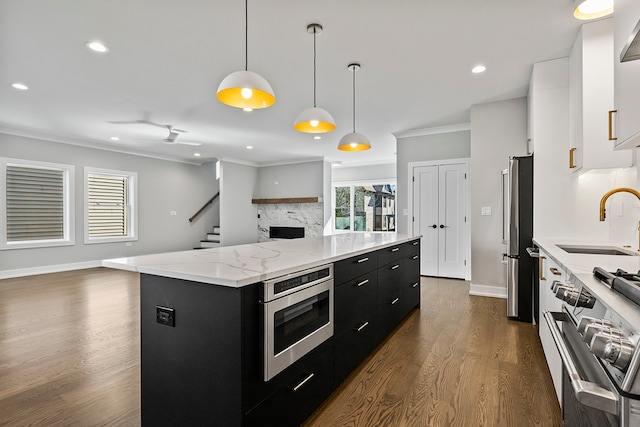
top-left (1, 158), bottom-right (75, 249)
top-left (333, 182), bottom-right (396, 232)
top-left (84, 167), bottom-right (137, 244)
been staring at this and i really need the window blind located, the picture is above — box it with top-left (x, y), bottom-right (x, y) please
top-left (6, 165), bottom-right (64, 241)
top-left (88, 174), bottom-right (128, 237)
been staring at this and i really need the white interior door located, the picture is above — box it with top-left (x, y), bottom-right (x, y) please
top-left (412, 163), bottom-right (467, 279)
top-left (437, 164), bottom-right (466, 278)
top-left (413, 166), bottom-right (439, 276)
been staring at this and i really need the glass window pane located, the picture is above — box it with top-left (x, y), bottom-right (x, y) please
top-left (334, 186), bottom-right (350, 230)
top-left (353, 184), bottom-right (396, 231)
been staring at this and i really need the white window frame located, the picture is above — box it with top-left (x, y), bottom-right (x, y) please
top-left (1, 157), bottom-right (75, 250)
top-left (84, 167), bottom-right (138, 244)
top-left (332, 179), bottom-right (397, 234)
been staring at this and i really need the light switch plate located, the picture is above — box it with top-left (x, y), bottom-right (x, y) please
top-left (481, 206), bottom-right (492, 216)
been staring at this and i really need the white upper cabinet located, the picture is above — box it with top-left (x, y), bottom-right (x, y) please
top-left (613, 0), bottom-right (640, 149)
top-left (569, 18), bottom-right (632, 171)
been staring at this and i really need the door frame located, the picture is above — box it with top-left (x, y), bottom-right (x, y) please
top-left (408, 158), bottom-right (471, 280)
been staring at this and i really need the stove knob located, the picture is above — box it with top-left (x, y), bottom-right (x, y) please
top-left (555, 287), bottom-right (575, 301)
top-left (583, 323), bottom-right (619, 343)
top-left (589, 332), bottom-right (635, 371)
top-left (577, 316), bottom-right (613, 335)
top-left (551, 280), bottom-right (573, 293)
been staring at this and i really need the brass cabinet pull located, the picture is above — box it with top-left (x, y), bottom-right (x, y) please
top-left (357, 257), bottom-right (369, 263)
top-left (412, 241), bottom-right (419, 246)
top-left (391, 264), bottom-right (400, 270)
top-left (391, 297), bottom-right (400, 305)
top-left (356, 279), bottom-right (369, 287)
top-left (569, 148), bottom-right (577, 169)
top-left (549, 267), bottom-right (562, 276)
top-left (292, 373), bottom-right (315, 392)
top-left (411, 282), bottom-right (419, 288)
top-left (412, 255), bottom-right (419, 260)
top-left (609, 110), bottom-right (618, 141)
top-left (540, 256), bottom-right (547, 281)
top-left (391, 247), bottom-right (400, 252)
top-left (356, 321), bottom-right (369, 332)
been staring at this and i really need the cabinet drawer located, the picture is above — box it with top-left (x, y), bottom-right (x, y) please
top-left (334, 318), bottom-right (378, 385)
top-left (334, 252), bottom-right (378, 286)
top-left (244, 348), bottom-right (335, 427)
top-left (378, 295), bottom-right (405, 340)
top-left (378, 244), bottom-right (405, 266)
top-left (335, 271), bottom-right (377, 335)
top-left (403, 278), bottom-right (420, 315)
top-left (378, 260), bottom-right (403, 304)
top-left (405, 239), bottom-right (420, 256)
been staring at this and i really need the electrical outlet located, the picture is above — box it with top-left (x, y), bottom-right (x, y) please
top-left (481, 206), bottom-right (492, 216)
top-left (170, 210), bottom-right (177, 216)
top-left (156, 306), bottom-right (175, 327)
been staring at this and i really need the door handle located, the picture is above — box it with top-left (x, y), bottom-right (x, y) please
top-left (439, 224), bottom-right (449, 229)
top-left (431, 224), bottom-right (437, 229)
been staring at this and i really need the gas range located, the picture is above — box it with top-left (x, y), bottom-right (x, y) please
top-left (553, 268), bottom-right (640, 396)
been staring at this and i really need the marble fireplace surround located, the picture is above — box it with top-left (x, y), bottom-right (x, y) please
top-left (253, 198), bottom-right (323, 243)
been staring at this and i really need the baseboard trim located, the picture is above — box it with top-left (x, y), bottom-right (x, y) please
top-left (469, 283), bottom-right (507, 299)
top-left (0, 260), bottom-right (103, 280)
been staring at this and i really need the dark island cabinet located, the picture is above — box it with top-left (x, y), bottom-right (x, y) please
top-left (333, 238), bottom-right (421, 386)
top-left (403, 239), bottom-right (421, 316)
top-left (334, 270), bottom-right (379, 384)
top-left (139, 239), bottom-right (420, 427)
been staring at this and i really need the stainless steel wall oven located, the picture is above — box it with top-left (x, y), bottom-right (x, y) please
top-left (262, 264), bottom-right (334, 381)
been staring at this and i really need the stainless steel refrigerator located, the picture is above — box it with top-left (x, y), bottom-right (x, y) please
top-left (506, 155), bottom-right (534, 322)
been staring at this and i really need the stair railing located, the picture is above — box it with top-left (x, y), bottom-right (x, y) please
top-left (189, 192), bottom-right (219, 223)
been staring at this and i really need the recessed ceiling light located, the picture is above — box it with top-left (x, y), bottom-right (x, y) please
top-left (11, 82), bottom-right (28, 90)
top-left (194, 153), bottom-right (201, 157)
top-left (472, 65), bottom-right (486, 74)
top-left (313, 136), bottom-right (322, 140)
top-left (85, 41), bottom-right (109, 53)
top-left (574, 0), bottom-right (613, 20)
top-left (110, 136), bottom-right (120, 141)
top-left (246, 146), bottom-right (253, 150)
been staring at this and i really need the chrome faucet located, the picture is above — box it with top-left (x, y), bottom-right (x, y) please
top-left (599, 187), bottom-right (640, 221)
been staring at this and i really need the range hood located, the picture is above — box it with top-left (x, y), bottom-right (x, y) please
top-left (621, 18), bottom-right (640, 62)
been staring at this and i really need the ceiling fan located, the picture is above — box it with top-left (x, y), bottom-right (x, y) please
top-left (161, 126), bottom-right (201, 146)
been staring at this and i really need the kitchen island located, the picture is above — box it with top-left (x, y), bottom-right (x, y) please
top-left (103, 233), bottom-right (421, 426)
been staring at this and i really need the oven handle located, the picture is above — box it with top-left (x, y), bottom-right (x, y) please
top-left (543, 310), bottom-right (619, 415)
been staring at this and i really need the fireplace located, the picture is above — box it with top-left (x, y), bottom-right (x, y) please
top-left (269, 226), bottom-right (305, 239)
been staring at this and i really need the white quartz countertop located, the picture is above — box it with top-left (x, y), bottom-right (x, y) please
top-left (102, 233), bottom-right (419, 287)
top-left (533, 238), bottom-right (640, 275)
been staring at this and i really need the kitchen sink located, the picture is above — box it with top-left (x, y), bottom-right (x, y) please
top-left (556, 244), bottom-right (638, 256)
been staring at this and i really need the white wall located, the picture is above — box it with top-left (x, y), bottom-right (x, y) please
top-left (0, 133), bottom-right (219, 276)
top-left (332, 163), bottom-right (396, 182)
top-left (396, 131), bottom-right (470, 234)
top-left (255, 161), bottom-right (324, 199)
top-left (219, 161), bottom-right (258, 246)
top-left (470, 98), bottom-right (528, 295)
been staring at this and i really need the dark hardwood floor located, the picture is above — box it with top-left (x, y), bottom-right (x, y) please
top-left (0, 268), bottom-right (561, 426)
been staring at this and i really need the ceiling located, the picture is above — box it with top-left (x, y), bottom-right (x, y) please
top-left (0, 0), bottom-right (581, 167)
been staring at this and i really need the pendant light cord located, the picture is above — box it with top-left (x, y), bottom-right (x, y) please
top-left (313, 28), bottom-right (317, 107)
top-left (352, 67), bottom-right (356, 133)
top-left (244, 0), bottom-right (248, 71)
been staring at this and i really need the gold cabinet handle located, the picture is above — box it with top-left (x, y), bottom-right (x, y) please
top-left (549, 267), bottom-right (562, 276)
top-left (540, 256), bottom-right (547, 281)
top-left (608, 110), bottom-right (618, 141)
top-left (569, 148), bottom-right (577, 169)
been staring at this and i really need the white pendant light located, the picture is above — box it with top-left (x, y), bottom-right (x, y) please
top-left (338, 63), bottom-right (371, 152)
top-left (217, 0), bottom-right (275, 109)
top-left (573, 0), bottom-right (613, 20)
top-left (294, 23), bottom-right (335, 133)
